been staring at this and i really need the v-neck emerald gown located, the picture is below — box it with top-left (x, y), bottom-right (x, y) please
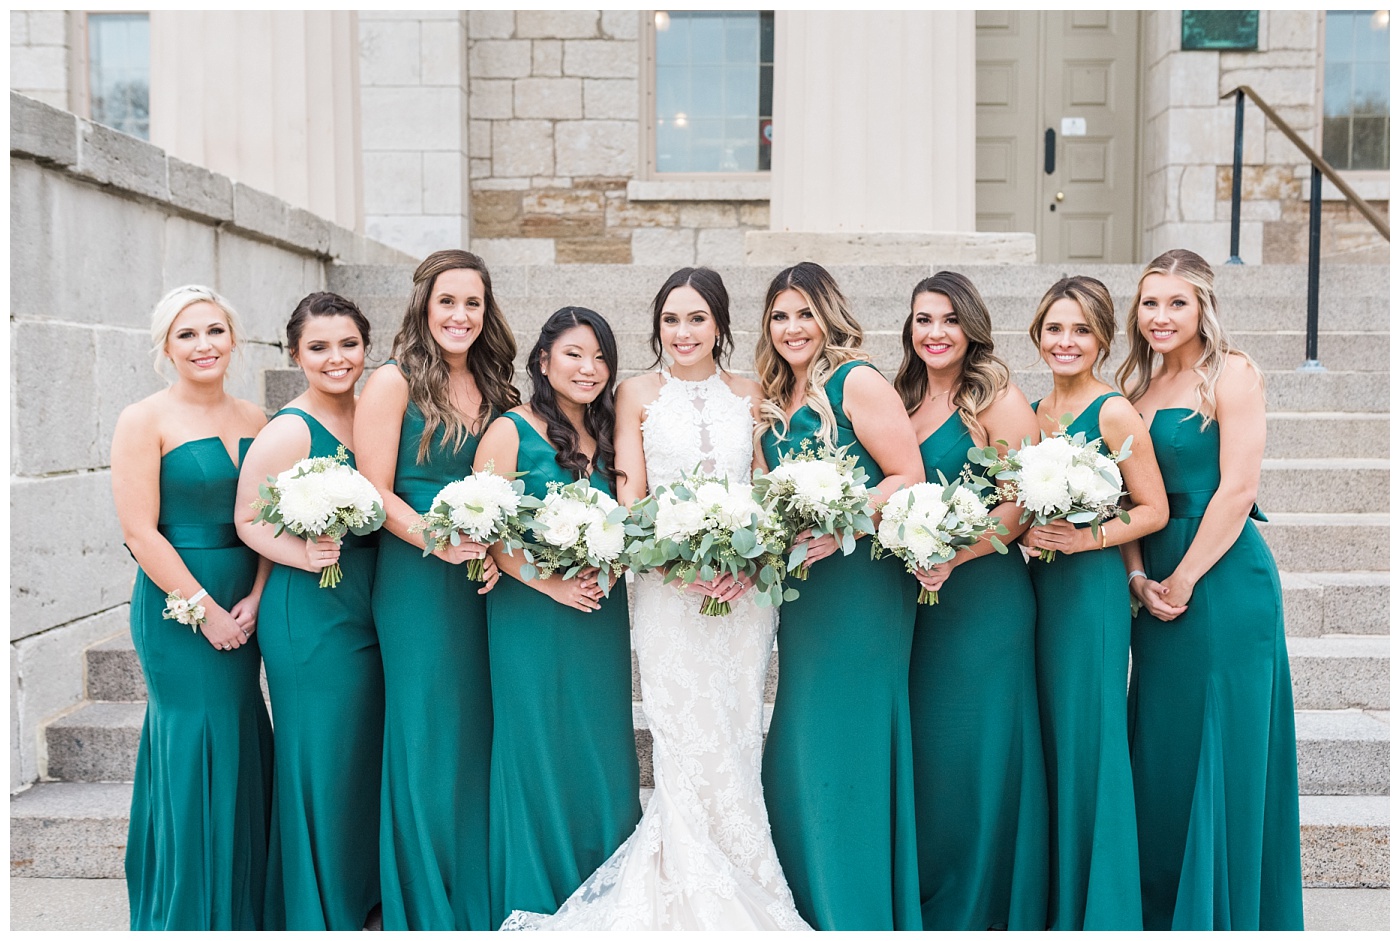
top-left (1027, 391), bottom-right (1142, 930)
top-left (258, 408), bottom-right (383, 930)
top-left (126, 436), bottom-right (273, 930)
top-left (910, 411), bottom-right (1050, 930)
top-left (373, 370), bottom-right (494, 930)
top-left (1128, 409), bottom-right (1303, 930)
top-left (758, 360), bottom-right (923, 931)
top-left (487, 411), bottom-right (639, 927)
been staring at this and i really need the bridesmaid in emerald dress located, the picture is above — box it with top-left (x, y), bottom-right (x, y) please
top-left (1119, 250), bottom-right (1304, 930)
top-left (353, 251), bottom-right (519, 930)
top-left (474, 307), bottom-right (640, 927)
top-left (235, 293), bottom-right (383, 929)
top-left (893, 271), bottom-right (1050, 930)
top-left (754, 262), bottom-right (926, 930)
top-left (1020, 276), bottom-right (1168, 930)
top-left (111, 285), bottom-right (273, 930)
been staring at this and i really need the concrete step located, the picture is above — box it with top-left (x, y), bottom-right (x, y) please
top-left (1264, 413), bottom-right (1389, 460)
top-left (1282, 573), bottom-right (1390, 636)
top-left (1258, 459), bottom-right (1389, 514)
top-left (1295, 710), bottom-right (1389, 796)
top-left (1287, 636), bottom-right (1391, 711)
top-left (1012, 370), bottom-right (1389, 413)
top-left (1300, 795), bottom-right (1390, 888)
top-left (10, 782), bottom-right (129, 878)
top-left (13, 781), bottom-right (1386, 887)
top-left (1259, 513), bottom-right (1390, 573)
top-left (85, 632), bottom-right (141, 703)
top-left (45, 703), bottom-right (144, 784)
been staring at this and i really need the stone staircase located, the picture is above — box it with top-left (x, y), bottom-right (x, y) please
top-left (13, 263), bottom-right (1388, 888)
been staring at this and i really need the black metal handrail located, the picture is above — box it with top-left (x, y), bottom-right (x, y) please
top-left (1223, 85), bottom-right (1390, 371)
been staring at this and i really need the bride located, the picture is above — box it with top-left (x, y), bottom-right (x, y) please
top-left (502, 268), bottom-right (810, 930)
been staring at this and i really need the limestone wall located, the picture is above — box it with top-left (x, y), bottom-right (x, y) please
top-left (8, 92), bottom-right (411, 791)
top-left (9, 10), bottom-right (72, 109)
top-left (1140, 10), bottom-right (1389, 265)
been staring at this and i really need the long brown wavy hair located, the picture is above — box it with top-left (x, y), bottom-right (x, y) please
top-left (1116, 248), bottom-right (1262, 424)
top-left (894, 271), bottom-right (1009, 440)
top-left (754, 262), bottom-right (869, 446)
top-left (390, 250), bottom-right (520, 463)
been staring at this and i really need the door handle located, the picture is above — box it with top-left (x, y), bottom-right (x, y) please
top-left (1044, 128), bottom-right (1056, 175)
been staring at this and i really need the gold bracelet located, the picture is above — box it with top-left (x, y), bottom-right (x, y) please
top-left (1099, 524), bottom-right (1109, 550)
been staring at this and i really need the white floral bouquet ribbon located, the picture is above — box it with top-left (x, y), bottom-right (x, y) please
top-left (162, 588), bottom-right (208, 631)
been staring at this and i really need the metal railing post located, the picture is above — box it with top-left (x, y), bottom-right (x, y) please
top-left (1227, 89), bottom-right (1245, 265)
top-left (1301, 164), bottom-right (1324, 371)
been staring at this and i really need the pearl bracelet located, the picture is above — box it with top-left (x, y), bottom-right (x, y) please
top-left (1127, 570), bottom-right (1147, 584)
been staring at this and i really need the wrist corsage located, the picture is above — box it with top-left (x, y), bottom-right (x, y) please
top-left (163, 588), bottom-right (208, 632)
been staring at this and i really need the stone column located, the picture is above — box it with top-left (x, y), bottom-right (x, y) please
top-left (148, 10), bottom-right (363, 232)
top-left (749, 10), bottom-right (1032, 264)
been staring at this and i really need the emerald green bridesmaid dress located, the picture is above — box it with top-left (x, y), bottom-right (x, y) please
top-left (910, 412), bottom-right (1050, 930)
top-left (488, 411), bottom-right (640, 926)
top-left (373, 371), bottom-right (493, 930)
top-left (258, 409), bottom-right (383, 930)
top-left (126, 436), bottom-right (273, 930)
top-left (1028, 392), bottom-right (1143, 930)
top-left (758, 361), bottom-right (922, 931)
top-left (1129, 409), bottom-right (1303, 930)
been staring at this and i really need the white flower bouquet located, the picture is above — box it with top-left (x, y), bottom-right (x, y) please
top-left (519, 478), bottom-right (630, 597)
top-left (970, 430), bottom-right (1132, 562)
top-left (873, 471), bottom-right (1010, 604)
top-left (251, 445), bottom-right (386, 588)
top-left (751, 443), bottom-right (876, 580)
top-left (627, 472), bottom-right (793, 616)
top-left (408, 463), bottom-right (527, 581)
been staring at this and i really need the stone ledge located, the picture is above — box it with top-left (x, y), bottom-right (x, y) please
top-left (744, 230), bottom-right (1038, 266)
top-left (9, 92), bottom-right (412, 266)
top-left (627, 178), bottom-right (771, 202)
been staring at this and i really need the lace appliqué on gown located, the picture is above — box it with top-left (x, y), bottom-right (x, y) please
top-left (502, 371), bottom-right (810, 931)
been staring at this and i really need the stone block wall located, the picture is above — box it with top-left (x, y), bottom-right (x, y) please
top-left (359, 10), bottom-right (471, 259)
top-left (1140, 10), bottom-right (1388, 264)
top-left (463, 9), bottom-right (768, 267)
top-left (10, 10), bottom-right (71, 109)
top-left (8, 92), bottom-right (411, 792)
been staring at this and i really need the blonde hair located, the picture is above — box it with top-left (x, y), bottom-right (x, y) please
top-left (754, 262), bottom-right (869, 447)
top-left (1028, 275), bottom-right (1117, 380)
top-left (1116, 249), bottom-right (1262, 424)
top-left (149, 284), bottom-right (243, 378)
top-left (894, 271), bottom-right (1010, 441)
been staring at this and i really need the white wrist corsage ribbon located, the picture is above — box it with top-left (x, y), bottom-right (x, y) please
top-left (163, 588), bottom-right (208, 632)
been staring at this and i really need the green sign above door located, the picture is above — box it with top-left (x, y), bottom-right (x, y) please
top-left (1181, 10), bottom-right (1259, 51)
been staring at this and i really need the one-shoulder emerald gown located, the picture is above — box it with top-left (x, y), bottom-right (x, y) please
top-left (259, 408), bottom-right (383, 930)
top-left (910, 412), bottom-right (1050, 930)
top-left (758, 360), bottom-right (922, 931)
top-left (1028, 391), bottom-right (1142, 930)
top-left (1129, 409), bottom-right (1303, 930)
top-left (126, 436), bottom-right (273, 930)
top-left (488, 412), bottom-right (639, 927)
top-left (373, 377), bottom-right (493, 931)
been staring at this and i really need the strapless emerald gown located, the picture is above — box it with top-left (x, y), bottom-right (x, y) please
top-left (1129, 409), bottom-right (1303, 930)
top-left (487, 412), bottom-right (640, 927)
top-left (258, 408), bottom-right (383, 930)
top-left (126, 436), bottom-right (273, 930)
top-left (910, 412), bottom-right (1050, 930)
top-left (758, 361), bottom-right (922, 931)
top-left (373, 382), bottom-right (494, 930)
top-left (1028, 392), bottom-right (1143, 930)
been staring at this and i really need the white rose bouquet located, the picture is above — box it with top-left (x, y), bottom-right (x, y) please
top-left (627, 472), bottom-right (793, 616)
top-left (251, 445), bottom-right (386, 588)
top-left (519, 478), bottom-right (630, 597)
top-left (874, 471), bottom-right (1010, 604)
top-left (970, 429), bottom-right (1132, 562)
top-left (408, 463), bottom-right (527, 581)
top-left (752, 443), bottom-right (876, 580)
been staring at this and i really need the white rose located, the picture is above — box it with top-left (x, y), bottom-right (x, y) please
top-left (656, 498), bottom-right (707, 541)
top-left (585, 519), bottom-right (626, 560)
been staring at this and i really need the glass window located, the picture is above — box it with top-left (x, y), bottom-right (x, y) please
top-left (1322, 10), bottom-right (1389, 170)
top-left (653, 10), bottom-right (774, 174)
top-left (88, 13), bottom-right (150, 140)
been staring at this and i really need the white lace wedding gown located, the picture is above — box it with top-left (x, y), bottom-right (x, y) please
top-left (502, 370), bottom-right (811, 931)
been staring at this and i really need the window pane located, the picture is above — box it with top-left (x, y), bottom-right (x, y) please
top-left (89, 13), bottom-right (150, 140)
top-left (1354, 62), bottom-right (1389, 115)
top-left (1322, 115), bottom-right (1352, 169)
top-left (1323, 9), bottom-right (1390, 169)
top-left (1351, 116), bottom-right (1389, 169)
top-left (1356, 11), bottom-right (1391, 61)
top-left (655, 10), bottom-right (770, 173)
top-left (1325, 11), bottom-right (1358, 63)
